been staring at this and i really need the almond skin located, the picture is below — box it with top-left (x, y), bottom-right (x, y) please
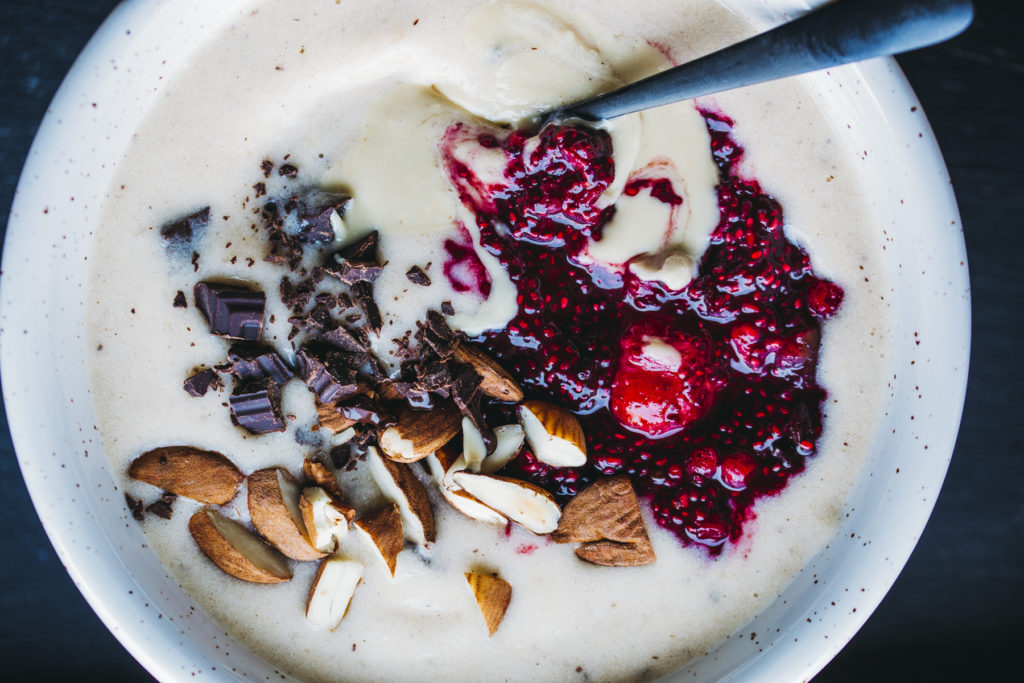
top-left (553, 476), bottom-right (656, 567)
top-left (316, 400), bottom-right (358, 433)
top-left (378, 403), bottom-right (461, 463)
top-left (302, 459), bottom-right (345, 501)
top-left (575, 538), bottom-right (656, 567)
top-left (354, 504), bottom-right (404, 576)
top-left (188, 508), bottom-right (292, 583)
top-left (453, 343), bottom-right (524, 402)
top-left (465, 572), bottom-right (512, 636)
top-left (129, 446), bottom-right (243, 504)
top-left (248, 468), bottom-right (326, 561)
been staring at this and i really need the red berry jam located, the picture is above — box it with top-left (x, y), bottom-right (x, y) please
top-left (441, 111), bottom-right (843, 553)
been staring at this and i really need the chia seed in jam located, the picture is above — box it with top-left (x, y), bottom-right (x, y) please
top-left (441, 111), bottom-right (845, 553)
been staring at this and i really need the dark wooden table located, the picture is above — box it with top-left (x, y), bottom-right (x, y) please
top-left (1, 1), bottom-right (1020, 680)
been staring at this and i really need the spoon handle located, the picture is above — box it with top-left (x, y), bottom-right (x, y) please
top-left (556, 0), bottom-right (973, 122)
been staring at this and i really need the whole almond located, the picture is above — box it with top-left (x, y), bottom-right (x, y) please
top-left (129, 446), bottom-right (243, 504)
top-left (453, 343), bottom-right (524, 402)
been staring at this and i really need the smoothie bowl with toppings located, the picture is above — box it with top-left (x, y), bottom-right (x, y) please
top-left (0, 0), bottom-right (969, 681)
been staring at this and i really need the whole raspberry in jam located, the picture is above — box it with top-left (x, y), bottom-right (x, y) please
top-left (609, 322), bottom-right (721, 438)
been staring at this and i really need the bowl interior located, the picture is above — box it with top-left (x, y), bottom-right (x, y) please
top-left (0, 1), bottom-right (968, 680)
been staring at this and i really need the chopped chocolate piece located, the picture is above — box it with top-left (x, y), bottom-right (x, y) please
top-left (280, 275), bottom-right (314, 312)
top-left (337, 230), bottom-right (379, 262)
top-left (329, 444), bottom-right (354, 471)
top-left (265, 223), bottom-right (304, 270)
top-left (322, 325), bottom-right (369, 354)
top-left (405, 265), bottom-right (431, 286)
top-left (194, 282), bottom-right (265, 340)
top-left (229, 377), bottom-right (285, 434)
top-left (296, 192), bottom-right (351, 243)
top-left (295, 346), bottom-right (361, 404)
top-left (260, 159), bottom-right (274, 177)
top-left (288, 298), bottom-right (335, 333)
top-left (173, 290), bottom-right (188, 308)
top-left (440, 301), bottom-right (455, 316)
top-left (125, 493), bottom-right (145, 521)
top-left (333, 397), bottom-right (395, 428)
top-left (350, 281), bottom-right (382, 333)
top-left (451, 364), bottom-right (482, 415)
top-left (191, 251), bottom-right (200, 272)
top-left (278, 163), bottom-right (299, 177)
top-left (253, 182), bottom-right (267, 198)
top-left (160, 207), bottom-right (210, 247)
top-left (322, 259), bottom-right (384, 285)
top-left (415, 309), bottom-right (461, 358)
top-left (146, 492), bottom-right (177, 520)
top-left (226, 343), bottom-right (293, 384)
top-left (183, 368), bottom-right (222, 397)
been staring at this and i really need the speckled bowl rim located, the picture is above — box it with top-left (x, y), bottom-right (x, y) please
top-left (0, 1), bottom-right (969, 681)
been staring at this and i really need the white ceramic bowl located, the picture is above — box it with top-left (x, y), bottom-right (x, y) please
top-left (0, 0), bottom-right (969, 680)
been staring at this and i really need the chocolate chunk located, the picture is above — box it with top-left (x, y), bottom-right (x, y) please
top-left (173, 291), bottom-right (188, 308)
top-left (260, 159), bottom-right (274, 178)
top-left (160, 207), bottom-right (210, 247)
top-left (229, 377), bottom-right (286, 434)
top-left (451, 364), bottom-right (483, 415)
top-left (337, 230), bottom-right (379, 262)
top-left (440, 301), bottom-right (455, 316)
top-left (279, 163), bottom-right (299, 177)
top-left (265, 223), bottom-right (304, 270)
top-left (280, 276), bottom-right (314, 312)
top-left (322, 325), bottom-right (369, 354)
top-left (295, 346), bottom-right (361, 404)
top-left (406, 265), bottom-right (431, 286)
top-left (145, 492), bottom-right (177, 520)
top-left (226, 343), bottom-right (293, 384)
top-left (296, 192), bottom-right (351, 243)
top-left (350, 281), bottom-right (382, 333)
top-left (183, 368), bottom-right (223, 397)
top-left (322, 259), bottom-right (384, 285)
top-left (334, 397), bottom-right (395, 428)
top-left (416, 309), bottom-right (460, 358)
top-left (125, 493), bottom-right (145, 521)
top-left (194, 282), bottom-right (266, 340)
top-left (253, 182), bottom-right (267, 198)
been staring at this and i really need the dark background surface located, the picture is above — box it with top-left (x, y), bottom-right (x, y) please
top-left (1, 1), bottom-right (1021, 681)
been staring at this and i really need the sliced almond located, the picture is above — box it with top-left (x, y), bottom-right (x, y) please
top-left (465, 572), bottom-right (512, 636)
top-left (302, 459), bottom-right (345, 501)
top-left (462, 417), bottom-right (488, 472)
top-left (316, 400), bottom-right (358, 433)
top-left (188, 508), bottom-right (292, 583)
top-left (366, 447), bottom-right (436, 546)
top-left (248, 468), bottom-right (325, 561)
top-left (300, 486), bottom-right (355, 554)
top-left (451, 472), bottom-right (561, 534)
top-left (128, 446), bottom-right (243, 504)
top-left (425, 454), bottom-right (507, 525)
top-left (517, 401), bottom-right (587, 468)
top-left (480, 424), bottom-right (525, 474)
top-left (353, 504), bottom-right (404, 576)
top-left (305, 557), bottom-right (364, 630)
top-left (453, 343), bottom-right (524, 402)
top-left (378, 404), bottom-right (461, 463)
top-left (553, 476), bottom-right (656, 567)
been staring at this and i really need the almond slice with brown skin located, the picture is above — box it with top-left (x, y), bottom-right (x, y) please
top-left (365, 447), bottom-right (436, 546)
top-left (188, 508), bottom-right (292, 583)
top-left (552, 475), bottom-right (656, 567)
top-left (353, 504), bottom-right (404, 576)
top-left (302, 459), bottom-right (345, 501)
top-left (425, 453), bottom-right (507, 526)
top-left (306, 557), bottom-right (364, 630)
top-left (378, 403), bottom-right (461, 463)
top-left (465, 572), bottom-right (512, 636)
top-left (300, 486), bottom-right (355, 554)
top-left (517, 401), bottom-right (587, 468)
top-left (248, 468), bottom-right (325, 561)
top-left (451, 472), bottom-right (561, 534)
top-left (453, 343), bottom-right (523, 402)
top-left (316, 400), bottom-right (358, 433)
top-left (129, 446), bottom-right (243, 505)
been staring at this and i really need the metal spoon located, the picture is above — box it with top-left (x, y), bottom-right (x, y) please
top-left (544, 0), bottom-right (973, 124)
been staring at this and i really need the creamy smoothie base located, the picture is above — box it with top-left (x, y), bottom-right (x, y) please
top-left (86, 1), bottom-right (891, 681)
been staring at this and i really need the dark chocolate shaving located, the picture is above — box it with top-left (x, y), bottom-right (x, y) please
top-left (333, 397), bottom-right (395, 428)
top-left (261, 159), bottom-right (274, 178)
top-left (288, 298), bottom-right (335, 334)
top-left (405, 265), bottom-right (431, 286)
top-left (295, 346), bottom-right (361, 404)
top-left (350, 281), bottom-right (382, 333)
top-left (322, 259), bottom-right (384, 285)
top-left (160, 207), bottom-right (210, 247)
top-left (280, 276), bottom-right (315, 312)
top-left (296, 193), bottom-right (351, 243)
top-left (226, 343), bottom-right (293, 384)
top-left (145, 492), bottom-right (177, 520)
top-left (229, 377), bottom-right (286, 434)
top-left (440, 301), bottom-right (455, 316)
top-left (194, 282), bottom-right (266, 340)
top-left (278, 163), bottom-right (299, 178)
top-left (264, 222), bottom-right (304, 270)
top-left (125, 493), bottom-right (145, 521)
top-left (183, 368), bottom-right (223, 397)
top-left (337, 230), bottom-right (379, 262)
top-left (322, 325), bottom-right (369, 354)
top-left (173, 291), bottom-right (188, 308)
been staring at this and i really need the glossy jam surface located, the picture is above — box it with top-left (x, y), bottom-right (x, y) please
top-left (443, 112), bottom-right (844, 552)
